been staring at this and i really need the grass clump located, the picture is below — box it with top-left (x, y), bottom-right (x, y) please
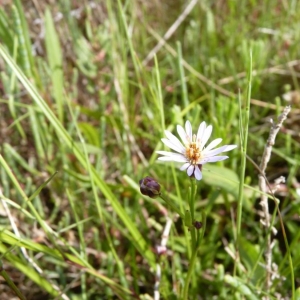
top-left (0, 0), bottom-right (300, 299)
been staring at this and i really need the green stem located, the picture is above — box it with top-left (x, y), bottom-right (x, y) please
top-left (197, 211), bottom-right (207, 247)
top-left (235, 50), bottom-right (252, 275)
top-left (190, 180), bottom-right (197, 249)
top-left (0, 261), bottom-right (27, 300)
top-left (183, 247), bottom-right (198, 300)
top-left (190, 179), bottom-right (196, 221)
top-left (182, 179), bottom-right (200, 298)
top-left (190, 228), bottom-right (196, 256)
top-left (183, 211), bottom-right (207, 299)
top-left (159, 194), bottom-right (184, 219)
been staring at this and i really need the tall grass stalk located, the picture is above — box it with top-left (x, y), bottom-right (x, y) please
top-left (235, 50), bottom-right (252, 274)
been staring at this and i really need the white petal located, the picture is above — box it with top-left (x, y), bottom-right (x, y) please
top-left (204, 144), bottom-right (237, 157)
top-left (177, 124), bottom-right (188, 145)
top-left (200, 156), bottom-right (229, 164)
top-left (157, 151), bottom-right (187, 160)
top-left (164, 130), bottom-right (185, 151)
top-left (187, 165), bottom-right (195, 176)
top-left (156, 150), bottom-right (176, 156)
top-left (196, 121), bottom-right (206, 142)
top-left (201, 125), bottom-right (212, 148)
top-left (158, 156), bottom-right (188, 162)
top-left (185, 121), bottom-right (192, 139)
top-left (205, 138), bottom-right (222, 151)
top-left (180, 162), bottom-right (190, 171)
top-left (194, 165), bottom-right (202, 180)
top-left (161, 138), bottom-right (185, 153)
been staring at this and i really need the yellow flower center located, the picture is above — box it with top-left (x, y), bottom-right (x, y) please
top-left (185, 134), bottom-right (202, 165)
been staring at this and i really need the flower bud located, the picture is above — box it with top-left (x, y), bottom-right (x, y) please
top-left (139, 176), bottom-right (161, 198)
top-left (193, 221), bottom-right (203, 230)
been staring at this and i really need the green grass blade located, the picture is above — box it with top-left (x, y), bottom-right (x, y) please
top-left (11, 4), bottom-right (32, 78)
top-left (13, 0), bottom-right (35, 75)
top-left (0, 243), bottom-right (61, 297)
top-left (0, 264), bottom-right (26, 300)
top-left (44, 9), bottom-right (64, 122)
top-left (236, 50), bottom-right (252, 271)
top-left (0, 230), bottom-right (132, 297)
top-left (0, 8), bottom-right (14, 50)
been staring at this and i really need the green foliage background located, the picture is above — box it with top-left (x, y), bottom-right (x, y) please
top-left (0, 0), bottom-right (300, 299)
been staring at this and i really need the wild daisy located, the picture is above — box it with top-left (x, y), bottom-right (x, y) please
top-left (157, 120), bottom-right (237, 180)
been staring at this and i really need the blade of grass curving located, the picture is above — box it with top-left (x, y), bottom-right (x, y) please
top-left (0, 230), bottom-right (132, 297)
top-left (0, 229), bottom-right (81, 264)
top-left (4, 143), bottom-right (39, 175)
top-left (0, 154), bottom-right (64, 245)
top-left (0, 259), bottom-right (26, 300)
top-left (0, 243), bottom-right (60, 297)
top-left (8, 36), bottom-right (26, 138)
top-left (177, 41), bottom-right (189, 115)
top-left (0, 196), bottom-right (35, 220)
top-left (58, 217), bottom-right (93, 234)
top-left (0, 8), bottom-right (14, 51)
top-left (27, 172), bottom-right (58, 201)
top-left (44, 9), bottom-right (64, 122)
top-left (0, 44), bottom-right (156, 268)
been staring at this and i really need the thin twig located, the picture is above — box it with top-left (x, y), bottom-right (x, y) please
top-left (144, 24), bottom-right (235, 98)
top-left (142, 0), bottom-right (199, 66)
top-left (218, 60), bottom-right (300, 85)
top-left (258, 105), bottom-right (291, 296)
top-left (247, 153), bottom-right (295, 299)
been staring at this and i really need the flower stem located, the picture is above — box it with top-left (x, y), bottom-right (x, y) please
top-left (182, 179), bottom-right (200, 298)
top-left (183, 211), bottom-right (207, 299)
top-left (189, 179), bottom-right (196, 220)
top-left (159, 194), bottom-right (184, 219)
top-left (182, 245), bottom-right (198, 300)
top-left (189, 179), bottom-right (197, 249)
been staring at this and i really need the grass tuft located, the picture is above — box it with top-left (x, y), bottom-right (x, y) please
top-left (0, 1), bottom-right (299, 299)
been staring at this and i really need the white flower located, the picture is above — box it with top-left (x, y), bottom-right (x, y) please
top-left (157, 120), bottom-right (237, 180)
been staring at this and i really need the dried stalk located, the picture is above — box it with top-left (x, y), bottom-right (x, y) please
top-left (142, 0), bottom-right (198, 66)
top-left (258, 105), bottom-right (291, 296)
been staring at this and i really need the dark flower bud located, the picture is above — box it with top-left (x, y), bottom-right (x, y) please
top-left (139, 177), bottom-right (161, 198)
top-left (193, 221), bottom-right (203, 230)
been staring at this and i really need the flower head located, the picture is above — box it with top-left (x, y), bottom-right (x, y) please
top-left (139, 176), bottom-right (161, 198)
top-left (157, 121), bottom-right (237, 180)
